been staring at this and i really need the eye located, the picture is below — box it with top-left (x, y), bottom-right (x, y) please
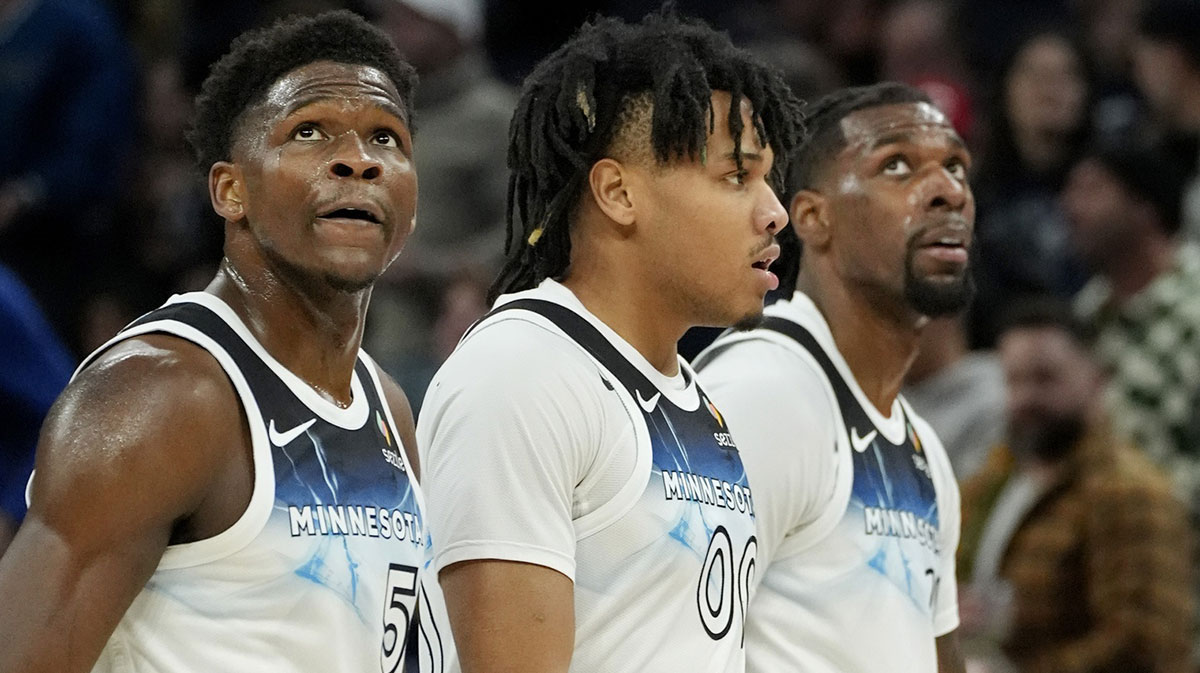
top-left (372, 130), bottom-right (400, 147)
top-left (881, 156), bottom-right (911, 176)
top-left (945, 158), bottom-right (968, 180)
top-left (725, 170), bottom-right (749, 186)
top-left (291, 124), bottom-right (326, 142)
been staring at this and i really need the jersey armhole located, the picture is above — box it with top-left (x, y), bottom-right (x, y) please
top-left (571, 359), bottom-right (654, 541)
top-left (92, 321), bottom-right (277, 570)
top-left (767, 347), bottom-right (855, 560)
top-left (359, 350), bottom-right (427, 516)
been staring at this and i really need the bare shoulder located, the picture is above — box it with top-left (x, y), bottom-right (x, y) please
top-left (31, 332), bottom-right (245, 542)
top-left (371, 364), bottom-right (420, 481)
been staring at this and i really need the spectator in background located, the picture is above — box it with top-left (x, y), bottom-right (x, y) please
top-left (1133, 0), bottom-right (1200, 239)
top-left (969, 30), bottom-right (1092, 347)
top-left (366, 0), bottom-right (515, 411)
top-left (0, 0), bottom-right (137, 355)
top-left (904, 316), bottom-right (1006, 483)
top-left (959, 299), bottom-right (1193, 673)
top-left (879, 0), bottom-right (976, 141)
top-left (1065, 139), bottom-right (1200, 513)
top-left (0, 264), bottom-right (73, 558)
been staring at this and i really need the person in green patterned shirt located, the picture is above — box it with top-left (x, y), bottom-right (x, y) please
top-left (1064, 138), bottom-right (1200, 513)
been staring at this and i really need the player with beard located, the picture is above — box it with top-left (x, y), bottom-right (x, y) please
top-left (695, 83), bottom-right (972, 673)
top-left (955, 299), bottom-right (1193, 673)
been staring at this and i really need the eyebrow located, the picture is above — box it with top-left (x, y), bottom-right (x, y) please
top-left (869, 130), bottom-right (966, 152)
top-left (724, 150), bottom-right (766, 163)
top-left (280, 94), bottom-right (409, 125)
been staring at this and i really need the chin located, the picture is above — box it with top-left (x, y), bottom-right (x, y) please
top-left (730, 306), bottom-right (765, 332)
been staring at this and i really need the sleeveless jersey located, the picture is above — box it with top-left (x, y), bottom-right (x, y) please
top-left (694, 294), bottom-right (959, 673)
top-left (81, 292), bottom-right (426, 673)
top-left (418, 291), bottom-right (757, 673)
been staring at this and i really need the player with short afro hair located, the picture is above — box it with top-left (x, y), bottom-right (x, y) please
top-left (187, 10), bottom-right (416, 173)
top-left (772, 82), bottom-right (933, 298)
top-left (492, 7), bottom-right (806, 302)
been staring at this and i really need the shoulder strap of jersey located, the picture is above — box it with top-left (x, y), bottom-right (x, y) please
top-left (479, 298), bottom-right (659, 400)
top-left (756, 315), bottom-right (874, 431)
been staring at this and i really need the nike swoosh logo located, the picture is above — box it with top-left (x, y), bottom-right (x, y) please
top-left (635, 389), bottom-right (661, 413)
top-left (269, 418), bottom-right (316, 447)
top-left (850, 427), bottom-right (878, 453)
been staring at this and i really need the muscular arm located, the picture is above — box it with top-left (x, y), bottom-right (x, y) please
top-left (0, 336), bottom-right (248, 672)
top-left (936, 630), bottom-right (967, 673)
top-left (439, 559), bottom-right (575, 673)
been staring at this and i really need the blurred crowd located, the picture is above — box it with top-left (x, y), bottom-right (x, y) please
top-left (4, 0), bottom-right (1200, 670)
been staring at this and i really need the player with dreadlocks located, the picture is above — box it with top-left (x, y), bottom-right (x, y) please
top-left (415, 8), bottom-right (803, 673)
top-left (0, 11), bottom-right (428, 673)
top-left (695, 82), bottom-right (973, 673)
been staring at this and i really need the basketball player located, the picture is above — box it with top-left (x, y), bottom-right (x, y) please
top-left (415, 10), bottom-right (804, 673)
top-left (0, 12), bottom-right (426, 672)
top-left (695, 83), bottom-right (972, 673)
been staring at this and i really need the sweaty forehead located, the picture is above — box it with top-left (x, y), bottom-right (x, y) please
top-left (259, 60), bottom-right (407, 122)
top-left (838, 102), bottom-right (956, 151)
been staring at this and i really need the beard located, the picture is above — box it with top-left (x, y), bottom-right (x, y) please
top-left (903, 240), bottom-right (976, 317)
top-left (1008, 413), bottom-right (1085, 462)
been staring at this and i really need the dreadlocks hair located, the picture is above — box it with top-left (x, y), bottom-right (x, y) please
top-left (188, 10), bottom-right (415, 173)
top-left (490, 7), bottom-right (806, 303)
top-left (772, 82), bottom-right (933, 298)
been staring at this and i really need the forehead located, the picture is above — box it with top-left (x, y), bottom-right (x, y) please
top-left (838, 102), bottom-right (960, 152)
top-left (258, 60), bottom-right (407, 123)
top-left (707, 91), bottom-right (767, 151)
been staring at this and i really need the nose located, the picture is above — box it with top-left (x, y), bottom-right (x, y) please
top-left (923, 167), bottom-right (968, 212)
top-left (756, 183), bottom-right (788, 235)
top-left (328, 133), bottom-right (383, 180)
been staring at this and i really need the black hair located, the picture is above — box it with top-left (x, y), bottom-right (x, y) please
top-left (188, 10), bottom-right (416, 172)
top-left (772, 82), bottom-right (932, 298)
top-left (1140, 0), bottom-right (1200, 69)
top-left (1078, 137), bottom-right (1190, 236)
top-left (974, 29), bottom-right (1093, 189)
top-left (490, 7), bottom-right (806, 302)
top-left (996, 295), bottom-right (1096, 348)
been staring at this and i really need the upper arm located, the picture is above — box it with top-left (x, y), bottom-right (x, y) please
top-left (0, 335), bottom-right (245, 673)
top-left (697, 339), bottom-right (839, 559)
top-left (374, 365), bottom-right (420, 482)
top-left (439, 559), bottom-right (575, 673)
top-left (936, 630), bottom-right (966, 673)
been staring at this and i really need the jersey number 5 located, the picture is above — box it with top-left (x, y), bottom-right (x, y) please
top-left (697, 526), bottom-right (757, 643)
top-left (382, 563), bottom-right (418, 673)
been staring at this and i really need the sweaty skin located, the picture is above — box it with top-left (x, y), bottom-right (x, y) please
top-left (0, 60), bottom-right (421, 673)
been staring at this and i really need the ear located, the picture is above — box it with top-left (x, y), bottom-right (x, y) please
top-left (209, 161), bottom-right (246, 223)
top-left (790, 189), bottom-right (831, 249)
top-left (587, 158), bottom-right (637, 227)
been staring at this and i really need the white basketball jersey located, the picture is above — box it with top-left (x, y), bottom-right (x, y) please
top-left (695, 294), bottom-right (960, 673)
top-left (417, 283), bottom-right (757, 673)
top-left (79, 292), bottom-right (427, 673)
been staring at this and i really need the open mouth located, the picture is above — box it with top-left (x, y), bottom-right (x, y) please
top-left (317, 207), bottom-right (380, 224)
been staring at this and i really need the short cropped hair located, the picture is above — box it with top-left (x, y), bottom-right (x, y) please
top-left (996, 296), bottom-right (1097, 349)
top-left (187, 10), bottom-right (415, 172)
top-left (773, 82), bottom-right (932, 297)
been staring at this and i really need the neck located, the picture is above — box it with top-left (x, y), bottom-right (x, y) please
top-left (1100, 233), bottom-right (1175, 304)
top-left (799, 268), bottom-right (921, 416)
top-left (562, 261), bottom-right (684, 378)
top-left (906, 317), bottom-right (968, 384)
top-left (208, 253), bottom-right (371, 407)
